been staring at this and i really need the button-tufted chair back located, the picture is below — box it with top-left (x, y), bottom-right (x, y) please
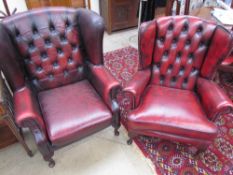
top-left (2, 8), bottom-right (87, 91)
top-left (139, 16), bottom-right (233, 90)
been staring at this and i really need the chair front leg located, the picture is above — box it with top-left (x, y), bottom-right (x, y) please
top-left (127, 132), bottom-right (138, 145)
top-left (111, 100), bottom-right (121, 136)
top-left (190, 143), bottom-right (209, 159)
top-left (22, 119), bottom-right (55, 168)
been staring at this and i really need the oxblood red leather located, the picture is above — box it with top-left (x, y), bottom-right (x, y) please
top-left (123, 69), bottom-right (151, 108)
top-left (127, 85), bottom-right (217, 141)
top-left (197, 78), bottom-right (233, 120)
top-left (4, 8), bottom-right (85, 91)
top-left (124, 16), bottom-right (233, 152)
top-left (14, 86), bottom-right (46, 133)
top-left (0, 8), bottom-right (121, 166)
top-left (139, 20), bottom-right (156, 69)
top-left (88, 64), bottom-right (121, 109)
top-left (38, 80), bottom-right (112, 147)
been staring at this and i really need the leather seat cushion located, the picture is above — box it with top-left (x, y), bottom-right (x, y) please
top-left (38, 80), bottom-right (112, 147)
top-left (127, 85), bottom-right (217, 140)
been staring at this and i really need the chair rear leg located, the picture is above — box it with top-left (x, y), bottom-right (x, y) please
top-left (114, 127), bottom-right (120, 136)
top-left (112, 114), bottom-right (120, 136)
top-left (193, 144), bottom-right (209, 158)
top-left (127, 138), bottom-right (133, 145)
top-left (127, 132), bottom-right (137, 145)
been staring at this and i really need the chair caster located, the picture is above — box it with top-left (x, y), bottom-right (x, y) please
top-left (127, 139), bottom-right (133, 145)
top-left (193, 149), bottom-right (204, 159)
top-left (114, 129), bottom-right (119, 136)
top-left (194, 153), bottom-right (201, 159)
top-left (48, 159), bottom-right (55, 168)
top-left (27, 150), bottom-right (33, 157)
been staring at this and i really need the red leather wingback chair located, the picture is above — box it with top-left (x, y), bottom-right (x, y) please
top-left (218, 56), bottom-right (233, 98)
top-left (124, 16), bottom-right (233, 153)
top-left (0, 8), bottom-right (121, 167)
top-left (218, 43), bottom-right (233, 99)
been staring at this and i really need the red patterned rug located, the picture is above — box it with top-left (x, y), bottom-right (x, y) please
top-left (104, 47), bottom-right (233, 175)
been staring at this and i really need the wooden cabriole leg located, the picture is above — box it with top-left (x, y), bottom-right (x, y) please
top-left (114, 128), bottom-right (120, 136)
top-left (127, 138), bottom-right (133, 145)
top-left (193, 144), bottom-right (209, 158)
top-left (38, 140), bottom-right (55, 168)
top-left (112, 100), bottom-right (121, 136)
top-left (127, 132), bottom-right (137, 145)
top-left (4, 116), bottom-right (33, 157)
top-left (23, 119), bottom-right (55, 168)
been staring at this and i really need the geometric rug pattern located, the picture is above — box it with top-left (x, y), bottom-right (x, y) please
top-left (104, 46), bottom-right (233, 175)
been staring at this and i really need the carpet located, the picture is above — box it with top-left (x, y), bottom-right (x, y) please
top-left (104, 46), bottom-right (233, 175)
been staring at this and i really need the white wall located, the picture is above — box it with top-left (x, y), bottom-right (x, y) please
top-left (0, 0), bottom-right (100, 15)
top-left (90, 0), bottom-right (100, 14)
top-left (0, 0), bottom-right (27, 14)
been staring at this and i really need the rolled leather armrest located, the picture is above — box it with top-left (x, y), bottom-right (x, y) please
top-left (123, 68), bottom-right (151, 109)
top-left (14, 86), bottom-right (46, 132)
top-left (197, 78), bottom-right (233, 121)
top-left (88, 64), bottom-right (121, 109)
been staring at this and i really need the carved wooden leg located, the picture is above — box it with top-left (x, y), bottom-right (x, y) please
top-left (23, 119), bottom-right (55, 167)
top-left (127, 132), bottom-right (137, 145)
top-left (48, 158), bottom-right (55, 168)
top-left (38, 142), bottom-right (55, 168)
top-left (127, 138), bottom-right (133, 145)
top-left (114, 128), bottom-right (120, 136)
top-left (4, 117), bottom-right (33, 157)
top-left (114, 114), bottom-right (121, 136)
top-left (43, 155), bottom-right (55, 168)
top-left (40, 143), bottom-right (55, 168)
top-left (112, 100), bottom-right (121, 136)
top-left (36, 137), bottom-right (55, 168)
top-left (113, 117), bottom-right (120, 136)
top-left (193, 144), bottom-right (208, 158)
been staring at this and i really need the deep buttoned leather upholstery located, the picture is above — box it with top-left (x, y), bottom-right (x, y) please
top-left (4, 8), bottom-right (85, 91)
top-left (0, 8), bottom-right (121, 166)
top-left (140, 17), bottom-right (232, 89)
top-left (124, 16), bottom-right (233, 151)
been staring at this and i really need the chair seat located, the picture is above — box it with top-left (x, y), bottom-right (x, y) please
top-left (127, 85), bottom-right (217, 140)
top-left (38, 80), bottom-right (112, 147)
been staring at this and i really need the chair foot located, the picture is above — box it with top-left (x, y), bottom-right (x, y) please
top-left (193, 149), bottom-right (205, 159)
top-left (114, 129), bottom-right (119, 136)
top-left (193, 150), bottom-right (202, 159)
top-left (127, 138), bottom-right (133, 145)
top-left (193, 145), bottom-right (208, 159)
top-left (48, 159), bottom-right (55, 168)
top-left (27, 150), bottom-right (33, 157)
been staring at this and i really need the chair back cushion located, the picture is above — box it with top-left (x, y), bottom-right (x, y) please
top-left (139, 16), bottom-right (233, 90)
top-left (2, 8), bottom-right (85, 91)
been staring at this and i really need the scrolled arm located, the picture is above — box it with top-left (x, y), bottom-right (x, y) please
top-left (87, 64), bottom-right (121, 110)
top-left (14, 86), bottom-right (53, 162)
top-left (123, 68), bottom-right (151, 109)
top-left (14, 86), bottom-right (46, 132)
top-left (197, 78), bottom-right (233, 121)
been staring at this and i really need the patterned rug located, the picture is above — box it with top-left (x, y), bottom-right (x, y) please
top-left (104, 47), bottom-right (233, 175)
